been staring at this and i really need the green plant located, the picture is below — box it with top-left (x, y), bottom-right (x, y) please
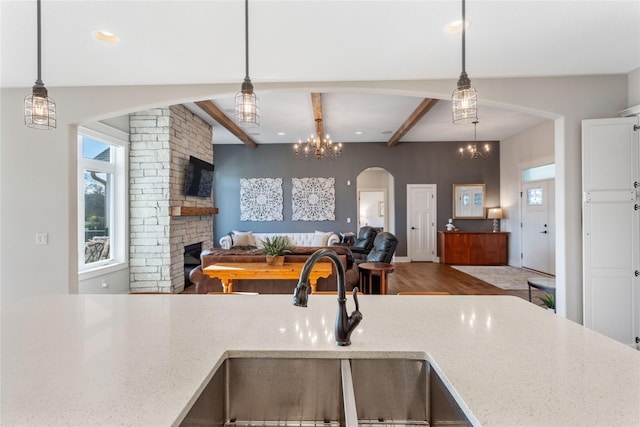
top-left (536, 292), bottom-right (555, 309)
top-left (260, 236), bottom-right (294, 257)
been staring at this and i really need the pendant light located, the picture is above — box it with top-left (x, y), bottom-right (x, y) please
top-left (24, 0), bottom-right (56, 130)
top-left (235, 0), bottom-right (259, 127)
top-left (452, 0), bottom-right (478, 124)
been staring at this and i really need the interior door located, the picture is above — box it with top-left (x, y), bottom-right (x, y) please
top-left (582, 117), bottom-right (639, 347)
top-left (407, 184), bottom-right (436, 262)
top-left (521, 179), bottom-right (555, 274)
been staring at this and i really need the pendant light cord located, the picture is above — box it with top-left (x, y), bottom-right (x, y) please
top-left (461, 0), bottom-right (466, 75)
top-left (244, 0), bottom-right (250, 80)
top-left (36, 0), bottom-right (43, 85)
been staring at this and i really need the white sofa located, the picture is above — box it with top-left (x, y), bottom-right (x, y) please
top-left (220, 230), bottom-right (340, 249)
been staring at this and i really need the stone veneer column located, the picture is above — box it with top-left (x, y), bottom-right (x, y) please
top-left (129, 108), bottom-right (172, 292)
top-left (167, 105), bottom-right (214, 291)
top-left (129, 105), bottom-right (214, 293)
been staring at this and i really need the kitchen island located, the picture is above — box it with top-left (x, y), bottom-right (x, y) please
top-left (2, 294), bottom-right (639, 426)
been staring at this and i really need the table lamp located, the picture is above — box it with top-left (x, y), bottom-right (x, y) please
top-left (487, 208), bottom-right (504, 232)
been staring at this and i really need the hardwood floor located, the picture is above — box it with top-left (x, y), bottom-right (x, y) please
top-left (184, 262), bottom-right (548, 308)
top-left (387, 262), bottom-right (546, 307)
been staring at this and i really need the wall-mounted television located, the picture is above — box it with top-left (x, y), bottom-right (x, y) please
top-left (184, 156), bottom-right (214, 197)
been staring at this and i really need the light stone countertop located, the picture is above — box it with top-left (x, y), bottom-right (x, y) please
top-left (1, 294), bottom-right (639, 426)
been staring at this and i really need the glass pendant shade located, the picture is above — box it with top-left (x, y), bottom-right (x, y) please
top-left (25, 84), bottom-right (56, 129)
top-left (235, 79), bottom-right (259, 127)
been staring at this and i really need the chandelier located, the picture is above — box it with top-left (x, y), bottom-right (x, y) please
top-left (294, 119), bottom-right (343, 160)
top-left (24, 0), bottom-right (56, 130)
top-left (451, 0), bottom-right (478, 124)
top-left (459, 121), bottom-right (490, 159)
top-left (235, 0), bottom-right (259, 127)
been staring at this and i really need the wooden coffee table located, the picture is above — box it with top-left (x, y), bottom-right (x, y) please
top-left (203, 262), bottom-right (333, 294)
top-left (358, 262), bottom-right (395, 295)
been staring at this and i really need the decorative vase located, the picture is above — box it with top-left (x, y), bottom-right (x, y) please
top-left (266, 255), bottom-right (285, 266)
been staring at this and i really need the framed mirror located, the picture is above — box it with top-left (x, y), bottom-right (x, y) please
top-left (453, 184), bottom-right (485, 219)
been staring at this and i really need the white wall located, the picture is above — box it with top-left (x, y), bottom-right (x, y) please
top-left (359, 191), bottom-right (385, 229)
top-left (0, 75), bottom-right (630, 324)
top-left (500, 121), bottom-right (555, 267)
top-left (78, 268), bottom-right (130, 294)
top-left (357, 167), bottom-right (395, 234)
top-left (628, 67), bottom-right (640, 107)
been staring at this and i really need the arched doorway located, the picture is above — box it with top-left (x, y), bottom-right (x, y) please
top-left (356, 167), bottom-right (394, 234)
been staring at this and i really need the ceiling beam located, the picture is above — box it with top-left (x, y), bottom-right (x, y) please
top-left (387, 98), bottom-right (439, 147)
top-left (194, 100), bottom-right (257, 148)
top-left (310, 92), bottom-right (325, 138)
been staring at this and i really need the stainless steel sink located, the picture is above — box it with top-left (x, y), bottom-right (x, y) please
top-left (179, 357), bottom-right (472, 427)
top-left (349, 358), bottom-right (471, 426)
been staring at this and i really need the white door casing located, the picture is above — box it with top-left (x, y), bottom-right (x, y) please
top-left (521, 178), bottom-right (556, 275)
top-left (407, 184), bottom-right (437, 262)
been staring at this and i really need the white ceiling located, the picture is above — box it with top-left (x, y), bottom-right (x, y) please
top-left (2, 0), bottom-right (639, 145)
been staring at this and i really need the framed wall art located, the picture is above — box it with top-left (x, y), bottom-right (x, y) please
top-left (240, 177), bottom-right (283, 221)
top-left (292, 177), bottom-right (335, 221)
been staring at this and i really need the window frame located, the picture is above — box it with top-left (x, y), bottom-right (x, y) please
top-left (77, 124), bottom-right (128, 278)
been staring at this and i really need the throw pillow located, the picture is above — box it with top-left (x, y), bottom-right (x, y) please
top-left (313, 230), bottom-right (333, 246)
top-left (232, 230), bottom-right (254, 247)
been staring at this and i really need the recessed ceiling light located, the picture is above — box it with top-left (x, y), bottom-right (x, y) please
top-left (93, 30), bottom-right (120, 43)
top-left (355, 131), bottom-right (363, 135)
top-left (444, 19), bottom-right (469, 35)
top-left (277, 132), bottom-right (286, 136)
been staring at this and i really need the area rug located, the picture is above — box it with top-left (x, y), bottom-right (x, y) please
top-left (451, 265), bottom-right (552, 290)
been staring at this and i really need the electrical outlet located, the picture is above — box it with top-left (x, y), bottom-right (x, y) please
top-left (101, 281), bottom-right (108, 289)
top-left (35, 233), bottom-right (48, 245)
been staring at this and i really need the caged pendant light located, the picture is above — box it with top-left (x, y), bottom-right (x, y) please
top-left (235, 0), bottom-right (259, 127)
top-left (452, 0), bottom-right (478, 124)
top-left (24, 0), bottom-right (56, 130)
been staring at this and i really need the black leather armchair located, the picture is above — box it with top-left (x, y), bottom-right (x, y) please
top-left (340, 226), bottom-right (378, 260)
top-left (355, 232), bottom-right (398, 294)
top-left (365, 232), bottom-right (398, 263)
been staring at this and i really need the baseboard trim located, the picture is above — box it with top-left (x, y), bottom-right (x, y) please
top-left (393, 256), bottom-right (411, 263)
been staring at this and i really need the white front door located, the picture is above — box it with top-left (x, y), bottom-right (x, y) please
top-left (407, 184), bottom-right (437, 262)
top-left (521, 179), bottom-right (555, 274)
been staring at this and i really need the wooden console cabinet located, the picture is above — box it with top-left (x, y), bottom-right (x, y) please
top-left (438, 231), bottom-right (508, 265)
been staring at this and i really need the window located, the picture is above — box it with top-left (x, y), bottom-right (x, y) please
top-left (522, 163), bottom-right (555, 182)
top-left (527, 188), bottom-right (543, 205)
top-left (78, 126), bottom-right (127, 274)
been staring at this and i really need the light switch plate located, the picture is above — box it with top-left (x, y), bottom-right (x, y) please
top-left (35, 233), bottom-right (48, 245)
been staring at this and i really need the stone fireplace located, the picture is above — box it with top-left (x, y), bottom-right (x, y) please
top-left (129, 105), bottom-right (214, 293)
